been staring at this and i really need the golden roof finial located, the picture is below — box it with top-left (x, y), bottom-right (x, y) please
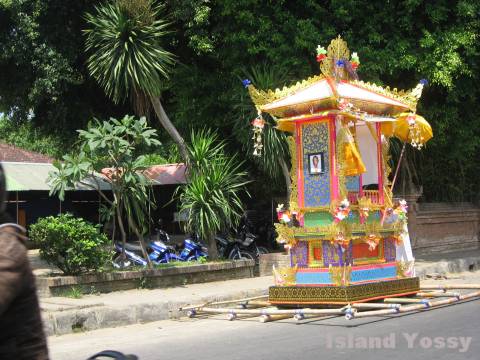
top-left (320, 35), bottom-right (351, 79)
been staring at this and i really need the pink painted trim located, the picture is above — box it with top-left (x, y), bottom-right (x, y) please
top-left (294, 277), bottom-right (400, 287)
top-left (352, 262), bottom-right (396, 270)
top-left (329, 116), bottom-right (339, 200)
top-left (296, 117), bottom-right (329, 125)
top-left (295, 123), bottom-right (304, 207)
top-left (297, 267), bottom-right (330, 273)
top-left (295, 279), bottom-right (401, 287)
top-left (296, 262), bottom-right (397, 273)
top-left (376, 123), bottom-right (384, 204)
top-left (350, 277), bottom-right (399, 285)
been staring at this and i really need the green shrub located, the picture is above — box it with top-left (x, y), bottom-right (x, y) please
top-left (30, 214), bottom-right (112, 275)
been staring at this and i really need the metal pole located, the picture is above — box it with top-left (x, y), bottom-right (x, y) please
top-left (16, 191), bottom-right (19, 224)
top-left (390, 142), bottom-right (407, 193)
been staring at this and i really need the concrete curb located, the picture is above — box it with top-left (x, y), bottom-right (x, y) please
top-left (43, 287), bottom-right (268, 336)
top-left (44, 254), bottom-right (480, 336)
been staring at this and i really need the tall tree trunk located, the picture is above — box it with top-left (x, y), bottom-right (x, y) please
top-left (116, 204), bottom-right (127, 259)
top-left (206, 235), bottom-right (219, 260)
top-left (127, 216), bottom-right (152, 269)
top-left (150, 96), bottom-right (189, 163)
top-left (280, 158), bottom-right (291, 206)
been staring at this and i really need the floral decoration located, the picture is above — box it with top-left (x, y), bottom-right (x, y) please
top-left (365, 233), bottom-right (380, 251)
top-left (394, 199), bottom-right (408, 221)
top-left (331, 198), bottom-right (351, 223)
top-left (276, 203), bottom-right (291, 224)
top-left (350, 52), bottom-right (360, 70)
top-left (316, 45), bottom-right (327, 62)
top-left (407, 114), bottom-right (425, 149)
top-left (251, 114), bottom-right (265, 156)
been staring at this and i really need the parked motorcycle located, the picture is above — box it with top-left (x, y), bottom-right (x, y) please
top-left (113, 231), bottom-right (208, 268)
top-left (215, 233), bottom-right (255, 260)
top-left (112, 239), bottom-right (180, 268)
top-left (237, 226), bottom-right (269, 259)
top-left (169, 233), bottom-right (208, 261)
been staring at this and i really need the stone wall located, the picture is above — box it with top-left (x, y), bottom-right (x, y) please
top-left (408, 201), bottom-right (480, 254)
top-left (259, 252), bottom-right (290, 277)
top-left (37, 260), bottom-right (255, 297)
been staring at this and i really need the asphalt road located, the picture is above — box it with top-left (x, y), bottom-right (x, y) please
top-left (49, 295), bottom-right (479, 360)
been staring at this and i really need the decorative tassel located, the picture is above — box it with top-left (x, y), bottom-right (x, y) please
top-left (251, 113), bottom-right (265, 156)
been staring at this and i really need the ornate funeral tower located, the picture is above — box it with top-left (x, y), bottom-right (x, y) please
top-left (246, 37), bottom-right (432, 305)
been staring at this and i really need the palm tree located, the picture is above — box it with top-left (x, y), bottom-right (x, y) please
top-left (84, 0), bottom-right (189, 161)
top-left (177, 130), bottom-right (250, 259)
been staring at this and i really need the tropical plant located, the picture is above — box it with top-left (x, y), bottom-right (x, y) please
top-left (232, 64), bottom-right (291, 201)
top-left (84, 0), bottom-right (188, 162)
top-left (1, 0), bottom-right (480, 203)
top-left (48, 115), bottom-right (160, 267)
top-left (177, 129), bottom-right (250, 259)
top-left (29, 214), bottom-right (112, 275)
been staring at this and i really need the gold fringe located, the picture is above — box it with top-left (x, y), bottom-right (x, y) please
top-left (287, 136), bottom-right (299, 212)
top-left (247, 75), bottom-right (325, 108)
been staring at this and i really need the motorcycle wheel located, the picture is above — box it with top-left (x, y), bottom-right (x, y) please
top-left (229, 250), bottom-right (255, 261)
top-left (256, 246), bottom-right (269, 255)
top-left (112, 254), bottom-right (131, 269)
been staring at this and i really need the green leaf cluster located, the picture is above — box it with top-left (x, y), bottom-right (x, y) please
top-left (1, 1), bottom-right (480, 202)
top-left (48, 115), bottom-right (161, 246)
top-left (84, 0), bottom-right (175, 105)
top-left (29, 213), bottom-right (112, 275)
top-left (177, 129), bottom-right (250, 253)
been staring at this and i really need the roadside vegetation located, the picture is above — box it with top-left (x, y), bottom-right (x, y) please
top-left (1, 0), bottom-right (478, 202)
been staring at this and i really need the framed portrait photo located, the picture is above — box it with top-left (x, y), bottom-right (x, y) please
top-left (308, 152), bottom-right (324, 175)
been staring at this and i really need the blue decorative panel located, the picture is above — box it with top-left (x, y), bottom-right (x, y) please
top-left (296, 265), bottom-right (397, 285)
top-left (302, 122), bottom-right (331, 207)
top-left (322, 241), bottom-right (353, 266)
top-left (296, 271), bottom-right (331, 285)
top-left (350, 265), bottom-right (397, 283)
top-left (384, 237), bottom-right (396, 262)
top-left (345, 176), bottom-right (360, 191)
top-left (290, 241), bottom-right (308, 267)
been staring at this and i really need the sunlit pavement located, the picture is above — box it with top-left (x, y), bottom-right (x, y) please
top-left (48, 271), bottom-right (480, 360)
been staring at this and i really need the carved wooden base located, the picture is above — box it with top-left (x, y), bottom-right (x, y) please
top-left (269, 277), bottom-right (420, 305)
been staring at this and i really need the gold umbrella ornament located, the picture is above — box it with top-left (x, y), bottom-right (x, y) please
top-left (393, 112), bottom-right (433, 149)
top-left (390, 112), bottom-right (433, 192)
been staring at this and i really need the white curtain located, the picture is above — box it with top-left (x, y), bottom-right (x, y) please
top-left (356, 123), bottom-right (378, 186)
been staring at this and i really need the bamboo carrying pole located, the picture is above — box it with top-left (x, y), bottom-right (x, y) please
top-left (352, 303), bottom-right (401, 309)
top-left (178, 295), bottom-right (269, 311)
top-left (199, 307), bottom-right (346, 316)
top-left (260, 314), bottom-right (292, 323)
top-left (384, 298), bottom-right (431, 304)
top-left (180, 285), bottom-right (480, 321)
top-left (420, 284), bottom-right (480, 290)
top-left (350, 290), bottom-right (480, 320)
top-left (416, 291), bottom-right (461, 298)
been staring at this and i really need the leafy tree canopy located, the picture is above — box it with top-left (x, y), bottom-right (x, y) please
top-left (1, 0), bottom-right (479, 201)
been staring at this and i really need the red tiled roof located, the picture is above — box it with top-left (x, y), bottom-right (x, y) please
top-left (144, 163), bottom-right (187, 185)
top-left (0, 142), bottom-right (54, 163)
top-left (101, 163), bottom-right (187, 185)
